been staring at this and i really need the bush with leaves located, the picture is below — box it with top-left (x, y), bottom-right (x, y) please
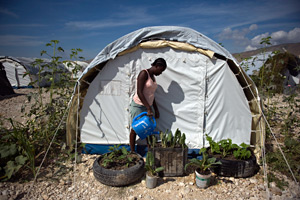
top-left (0, 40), bottom-right (85, 181)
top-left (266, 137), bottom-right (300, 183)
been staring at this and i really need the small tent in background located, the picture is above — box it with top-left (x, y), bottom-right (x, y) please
top-left (0, 56), bottom-right (32, 88)
top-left (66, 26), bottom-right (265, 155)
top-left (63, 60), bottom-right (89, 79)
top-left (240, 51), bottom-right (275, 76)
top-left (240, 52), bottom-right (300, 94)
top-left (0, 62), bottom-right (15, 96)
top-left (264, 52), bottom-right (300, 94)
top-left (0, 56), bottom-right (70, 88)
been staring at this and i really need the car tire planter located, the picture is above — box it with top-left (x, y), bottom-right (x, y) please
top-left (93, 153), bottom-right (145, 187)
top-left (211, 153), bottom-right (258, 178)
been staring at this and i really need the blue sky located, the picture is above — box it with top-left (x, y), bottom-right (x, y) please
top-left (0, 0), bottom-right (299, 60)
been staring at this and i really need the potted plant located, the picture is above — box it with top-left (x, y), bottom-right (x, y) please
top-left (184, 147), bottom-right (221, 188)
top-left (93, 144), bottom-right (145, 186)
top-left (148, 128), bottom-right (188, 176)
top-left (206, 134), bottom-right (258, 178)
top-left (144, 151), bottom-right (164, 189)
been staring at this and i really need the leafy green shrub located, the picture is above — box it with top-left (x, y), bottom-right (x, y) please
top-left (0, 40), bottom-right (85, 181)
top-left (240, 36), bottom-right (299, 187)
top-left (266, 136), bottom-right (300, 183)
top-left (0, 120), bottom-right (36, 180)
top-left (267, 172), bottom-right (288, 190)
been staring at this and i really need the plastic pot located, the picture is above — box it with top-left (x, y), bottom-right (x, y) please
top-left (146, 172), bottom-right (158, 189)
top-left (195, 170), bottom-right (211, 188)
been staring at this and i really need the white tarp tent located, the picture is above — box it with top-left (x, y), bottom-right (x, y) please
top-left (0, 56), bottom-right (32, 88)
top-left (66, 26), bottom-right (264, 154)
top-left (63, 60), bottom-right (88, 79)
top-left (240, 52), bottom-right (300, 94)
top-left (240, 52), bottom-right (274, 75)
top-left (0, 56), bottom-right (69, 88)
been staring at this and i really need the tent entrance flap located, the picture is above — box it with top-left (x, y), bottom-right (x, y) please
top-left (205, 59), bottom-right (252, 146)
top-left (80, 56), bottom-right (131, 144)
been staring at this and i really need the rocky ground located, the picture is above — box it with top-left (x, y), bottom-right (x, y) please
top-left (0, 89), bottom-right (300, 200)
top-left (0, 154), bottom-right (300, 200)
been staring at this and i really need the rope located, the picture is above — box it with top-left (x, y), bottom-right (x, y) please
top-left (81, 79), bottom-right (90, 85)
top-left (26, 99), bottom-right (71, 197)
top-left (260, 110), bottom-right (298, 183)
top-left (233, 67), bottom-right (270, 199)
top-left (235, 71), bottom-right (241, 76)
top-left (71, 81), bottom-right (80, 199)
top-left (260, 121), bottom-right (271, 199)
top-left (236, 65), bottom-right (298, 195)
top-left (242, 85), bottom-right (252, 89)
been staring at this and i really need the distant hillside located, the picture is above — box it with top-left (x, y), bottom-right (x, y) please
top-left (232, 43), bottom-right (300, 62)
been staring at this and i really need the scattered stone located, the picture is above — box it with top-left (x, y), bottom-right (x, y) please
top-left (0, 195), bottom-right (8, 200)
top-left (42, 194), bottom-right (49, 200)
top-left (249, 178), bottom-right (258, 184)
top-left (229, 177), bottom-right (235, 182)
top-left (270, 182), bottom-right (276, 188)
top-left (178, 182), bottom-right (185, 187)
top-left (270, 186), bottom-right (282, 196)
top-left (128, 196), bottom-right (137, 200)
top-left (183, 187), bottom-right (191, 194)
top-left (0, 154), bottom-right (299, 200)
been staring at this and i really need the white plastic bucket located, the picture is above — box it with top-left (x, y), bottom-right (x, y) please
top-left (195, 170), bottom-right (211, 188)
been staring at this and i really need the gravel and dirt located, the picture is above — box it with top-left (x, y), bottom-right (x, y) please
top-left (0, 89), bottom-right (299, 200)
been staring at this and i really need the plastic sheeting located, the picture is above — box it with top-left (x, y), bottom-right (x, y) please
top-left (0, 56), bottom-right (69, 88)
top-left (240, 51), bottom-right (274, 75)
top-left (80, 26), bottom-right (237, 81)
top-left (66, 26), bottom-right (262, 151)
top-left (80, 47), bottom-right (251, 148)
top-left (0, 57), bottom-right (31, 88)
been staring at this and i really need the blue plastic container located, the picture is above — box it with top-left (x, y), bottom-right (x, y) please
top-left (132, 112), bottom-right (159, 140)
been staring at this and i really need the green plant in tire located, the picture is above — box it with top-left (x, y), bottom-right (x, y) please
top-left (101, 144), bottom-right (133, 168)
top-left (218, 138), bottom-right (237, 158)
top-left (185, 147), bottom-right (222, 174)
top-left (233, 143), bottom-right (251, 160)
top-left (206, 134), bottom-right (221, 154)
top-left (145, 152), bottom-right (164, 176)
